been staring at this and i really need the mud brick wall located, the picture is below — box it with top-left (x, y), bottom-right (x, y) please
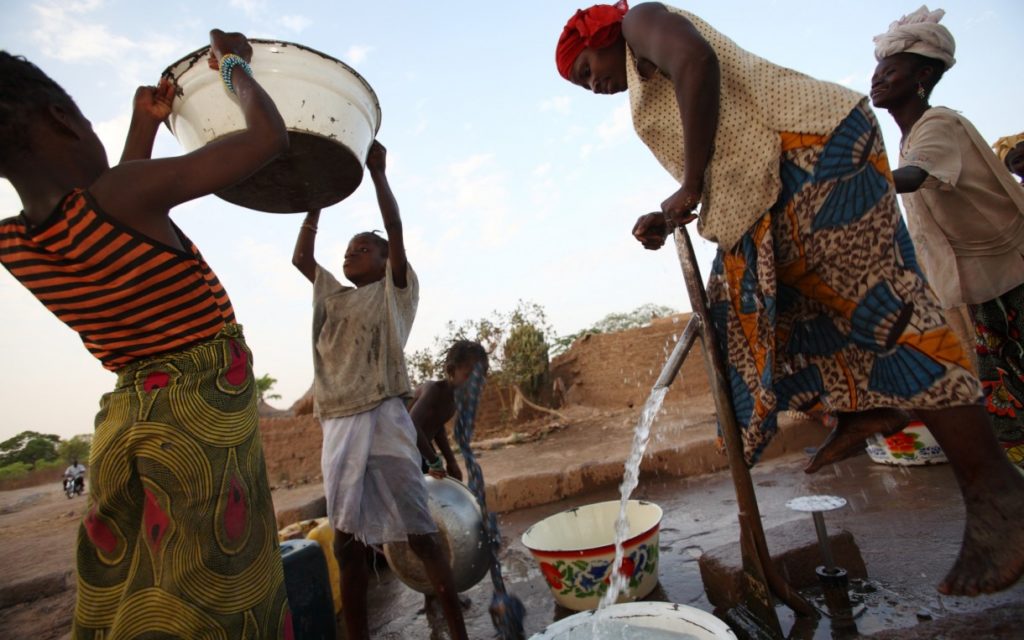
top-left (551, 313), bottom-right (714, 422)
top-left (259, 414), bottom-right (322, 487)
top-left (256, 385), bottom-right (536, 486)
top-left (257, 314), bottom-right (715, 485)
top-left (471, 383), bottom-right (548, 438)
top-left (474, 383), bottom-right (510, 428)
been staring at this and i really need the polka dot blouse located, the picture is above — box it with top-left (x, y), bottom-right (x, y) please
top-left (626, 6), bottom-right (863, 250)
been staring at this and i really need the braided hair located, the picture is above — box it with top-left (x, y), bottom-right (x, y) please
top-left (0, 52), bottom-right (78, 173)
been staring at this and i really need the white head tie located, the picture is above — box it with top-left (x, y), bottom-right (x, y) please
top-left (873, 5), bottom-right (956, 70)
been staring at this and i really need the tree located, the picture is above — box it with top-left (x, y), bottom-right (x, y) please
top-left (58, 435), bottom-right (92, 464)
top-left (0, 431), bottom-right (60, 467)
top-left (407, 347), bottom-right (441, 385)
top-left (501, 308), bottom-right (551, 401)
top-left (255, 374), bottom-right (282, 402)
top-left (406, 299), bottom-right (553, 398)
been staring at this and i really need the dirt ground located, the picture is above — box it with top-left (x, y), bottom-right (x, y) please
top-left (0, 481), bottom-right (82, 638)
top-left (3, 403), bottom-right (1023, 639)
top-left (0, 408), bottom-right (631, 639)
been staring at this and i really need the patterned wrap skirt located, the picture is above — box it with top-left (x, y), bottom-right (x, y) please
top-left (74, 324), bottom-right (291, 639)
top-left (970, 283), bottom-right (1024, 470)
top-left (706, 100), bottom-right (981, 465)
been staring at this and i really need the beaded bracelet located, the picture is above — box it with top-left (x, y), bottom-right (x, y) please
top-left (219, 53), bottom-right (253, 95)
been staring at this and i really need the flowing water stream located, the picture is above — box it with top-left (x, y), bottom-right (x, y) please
top-left (589, 385), bottom-right (671, 637)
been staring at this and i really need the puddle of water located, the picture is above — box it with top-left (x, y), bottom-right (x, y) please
top-left (367, 452), bottom-right (1024, 638)
top-left (773, 578), bottom-right (922, 639)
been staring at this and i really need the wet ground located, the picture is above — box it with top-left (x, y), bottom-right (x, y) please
top-left (2, 446), bottom-right (1022, 638)
top-left (363, 452), bottom-right (1024, 639)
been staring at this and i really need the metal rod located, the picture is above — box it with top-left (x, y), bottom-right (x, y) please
top-left (653, 315), bottom-right (701, 391)
top-left (812, 512), bottom-right (836, 573)
top-left (672, 227), bottom-right (815, 621)
top-left (817, 566), bottom-right (857, 634)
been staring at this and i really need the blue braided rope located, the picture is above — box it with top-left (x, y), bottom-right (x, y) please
top-left (454, 362), bottom-right (526, 640)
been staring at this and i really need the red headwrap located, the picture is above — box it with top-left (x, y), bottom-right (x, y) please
top-left (555, 1), bottom-right (629, 80)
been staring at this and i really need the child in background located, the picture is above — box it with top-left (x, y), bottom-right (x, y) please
top-left (409, 340), bottom-right (491, 481)
top-left (0, 31), bottom-right (291, 638)
top-left (291, 141), bottom-right (468, 640)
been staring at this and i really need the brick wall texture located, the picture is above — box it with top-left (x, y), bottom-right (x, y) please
top-left (258, 313), bottom-right (714, 484)
top-left (550, 313), bottom-right (713, 419)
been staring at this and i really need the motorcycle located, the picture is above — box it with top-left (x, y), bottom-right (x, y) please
top-left (64, 475), bottom-right (84, 499)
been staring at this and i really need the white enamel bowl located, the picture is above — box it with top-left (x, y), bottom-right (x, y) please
top-left (163, 40), bottom-right (381, 213)
top-left (529, 601), bottom-right (737, 639)
top-left (521, 500), bottom-right (662, 611)
top-left (865, 420), bottom-right (948, 466)
top-left (382, 476), bottom-right (490, 594)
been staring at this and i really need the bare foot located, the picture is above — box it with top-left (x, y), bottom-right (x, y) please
top-left (804, 408), bottom-right (911, 474)
top-left (940, 475), bottom-right (1024, 595)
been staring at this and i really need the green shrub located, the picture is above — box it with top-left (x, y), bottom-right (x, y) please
top-left (58, 435), bottom-right (91, 464)
top-left (0, 431), bottom-right (60, 467)
top-left (406, 300), bottom-right (552, 391)
top-left (0, 461), bottom-right (32, 481)
top-left (35, 458), bottom-right (64, 472)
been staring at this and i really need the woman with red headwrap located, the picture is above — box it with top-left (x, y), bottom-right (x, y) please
top-left (555, 2), bottom-right (1024, 598)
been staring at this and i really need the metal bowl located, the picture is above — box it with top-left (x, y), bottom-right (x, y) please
top-left (383, 476), bottom-right (490, 594)
top-left (163, 40), bottom-right (381, 213)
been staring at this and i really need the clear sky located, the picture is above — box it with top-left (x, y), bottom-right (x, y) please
top-left (1, 1), bottom-right (1020, 441)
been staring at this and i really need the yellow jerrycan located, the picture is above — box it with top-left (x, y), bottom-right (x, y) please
top-left (307, 518), bottom-right (343, 614)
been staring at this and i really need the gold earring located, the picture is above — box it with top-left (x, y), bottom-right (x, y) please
top-left (916, 83), bottom-right (928, 101)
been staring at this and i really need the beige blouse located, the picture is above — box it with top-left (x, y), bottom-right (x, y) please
top-left (899, 107), bottom-right (1024, 308)
top-left (625, 6), bottom-right (862, 250)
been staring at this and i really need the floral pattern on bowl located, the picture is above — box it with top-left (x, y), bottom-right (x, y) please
top-left (522, 500), bottom-right (663, 611)
top-left (538, 541), bottom-right (659, 603)
top-left (865, 421), bottom-right (948, 466)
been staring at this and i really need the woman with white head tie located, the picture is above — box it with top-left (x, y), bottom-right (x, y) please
top-left (871, 3), bottom-right (1024, 595)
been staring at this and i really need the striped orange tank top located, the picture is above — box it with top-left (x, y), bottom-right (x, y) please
top-left (0, 189), bottom-right (236, 370)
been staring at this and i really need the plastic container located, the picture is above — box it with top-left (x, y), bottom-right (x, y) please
top-left (278, 518), bottom-right (321, 542)
top-left (279, 538), bottom-right (336, 639)
top-left (307, 519), bottom-right (343, 614)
